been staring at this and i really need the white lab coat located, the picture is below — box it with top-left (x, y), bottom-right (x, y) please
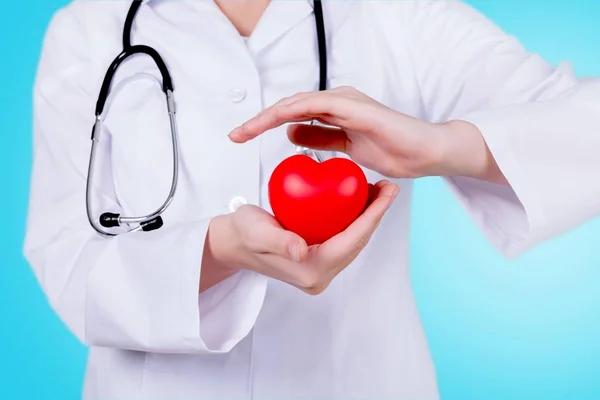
top-left (24, 0), bottom-right (600, 399)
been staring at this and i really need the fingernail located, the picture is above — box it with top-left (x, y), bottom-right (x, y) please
top-left (288, 243), bottom-right (301, 262)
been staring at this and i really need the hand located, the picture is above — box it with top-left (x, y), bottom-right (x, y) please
top-left (204, 180), bottom-right (399, 295)
top-left (228, 86), bottom-right (506, 183)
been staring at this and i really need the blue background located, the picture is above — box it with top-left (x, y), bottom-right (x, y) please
top-left (1, 0), bottom-right (600, 399)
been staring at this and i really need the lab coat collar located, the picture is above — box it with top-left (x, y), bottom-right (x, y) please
top-left (234, 0), bottom-right (356, 55)
top-left (141, 0), bottom-right (315, 8)
top-left (246, 0), bottom-right (315, 54)
top-left (139, 0), bottom-right (353, 54)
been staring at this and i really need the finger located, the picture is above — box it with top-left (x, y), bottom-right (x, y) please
top-left (331, 85), bottom-right (356, 94)
top-left (249, 93), bottom-right (315, 123)
top-left (346, 181), bottom-right (398, 239)
top-left (319, 182), bottom-right (399, 265)
top-left (250, 253), bottom-right (329, 295)
top-left (277, 96), bottom-right (378, 131)
top-left (287, 124), bottom-right (351, 154)
top-left (253, 90), bottom-right (341, 120)
top-left (273, 91), bottom-right (318, 107)
top-left (278, 96), bottom-right (353, 124)
top-left (228, 93), bottom-right (354, 143)
top-left (259, 225), bottom-right (309, 262)
top-left (353, 182), bottom-right (399, 230)
top-left (239, 212), bottom-right (309, 262)
top-left (228, 92), bottom-right (327, 142)
top-left (367, 180), bottom-right (390, 205)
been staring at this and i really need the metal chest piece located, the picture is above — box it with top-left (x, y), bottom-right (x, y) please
top-left (295, 145), bottom-right (325, 162)
top-left (294, 120), bottom-right (327, 162)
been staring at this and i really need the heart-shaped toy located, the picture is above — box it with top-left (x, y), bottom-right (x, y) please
top-left (268, 154), bottom-right (369, 245)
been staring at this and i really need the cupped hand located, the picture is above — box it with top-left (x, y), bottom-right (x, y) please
top-left (217, 180), bottom-right (398, 295)
top-left (228, 86), bottom-right (450, 179)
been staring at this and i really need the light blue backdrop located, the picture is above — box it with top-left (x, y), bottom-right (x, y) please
top-left (1, 0), bottom-right (599, 399)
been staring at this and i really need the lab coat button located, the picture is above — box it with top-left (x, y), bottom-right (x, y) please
top-left (229, 196), bottom-right (248, 212)
top-left (228, 88), bottom-right (247, 103)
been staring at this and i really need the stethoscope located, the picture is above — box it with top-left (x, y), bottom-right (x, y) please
top-left (86, 0), bottom-right (328, 237)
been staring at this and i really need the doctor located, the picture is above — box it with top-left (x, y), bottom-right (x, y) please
top-left (25, 0), bottom-right (600, 399)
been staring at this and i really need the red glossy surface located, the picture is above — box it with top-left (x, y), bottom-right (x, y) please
top-left (268, 155), bottom-right (369, 245)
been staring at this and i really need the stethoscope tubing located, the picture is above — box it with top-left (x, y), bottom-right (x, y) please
top-left (86, 0), bottom-right (327, 236)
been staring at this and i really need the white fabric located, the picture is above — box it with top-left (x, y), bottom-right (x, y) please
top-left (24, 0), bottom-right (600, 399)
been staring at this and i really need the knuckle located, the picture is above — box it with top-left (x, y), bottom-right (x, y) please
top-left (303, 284), bottom-right (328, 296)
top-left (300, 275), bottom-right (331, 296)
top-left (278, 94), bottom-right (298, 105)
top-left (235, 204), bottom-right (252, 214)
top-left (335, 85), bottom-right (354, 93)
top-left (381, 158), bottom-right (401, 178)
top-left (274, 106), bottom-right (288, 120)
top-left (297, 270), bottom-right (326, 293)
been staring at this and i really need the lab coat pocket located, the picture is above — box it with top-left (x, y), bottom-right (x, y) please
top-left (102, 69), bottom-right (175, 220)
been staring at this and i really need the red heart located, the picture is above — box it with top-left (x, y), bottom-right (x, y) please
top-left (268, 154), bottom-right (369, 246)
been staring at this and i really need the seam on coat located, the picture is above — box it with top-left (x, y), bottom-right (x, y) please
top-left (403, 2), bottom-right (433, 123)
top-left (76, 0), bottom-right (93, 348)
top-left (139, 351), bottom-right (149, 396)
top-left (339, 261), bottom-right (346, 400)
top-left (247, 328), bottom-right (256, 400)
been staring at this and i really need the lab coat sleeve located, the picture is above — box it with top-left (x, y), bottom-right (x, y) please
top-left (407, 0), bottom-right (600, 257)
top-left (23, 5), bottom-right (267, 354)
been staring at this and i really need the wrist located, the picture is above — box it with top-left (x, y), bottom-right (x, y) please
top-left (200, 214), bottom-right (241, 292)
top-left (435, 120), bottom-right (491, 179)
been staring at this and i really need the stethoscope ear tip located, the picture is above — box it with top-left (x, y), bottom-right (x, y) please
top-left (99, 212), bottom-right (121, 228)
top-left (141, 217), bottom-right (163, 232)
top-left (98, 212), bottom-right (163, 232)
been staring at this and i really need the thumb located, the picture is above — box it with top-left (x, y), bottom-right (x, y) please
top-left (287, 123), bottom-right (350, 153)
top-left (256, 223), bottom-right (309, 262)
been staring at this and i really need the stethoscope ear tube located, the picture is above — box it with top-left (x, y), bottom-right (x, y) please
top-left (295, 0), bottom-right (328, 162)
top-left (86, 0), bottom-right (181, 237)
top-left (95, 45), bottom-right (174, 116)
top-left (313, 0), bottom-right (327, 92)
